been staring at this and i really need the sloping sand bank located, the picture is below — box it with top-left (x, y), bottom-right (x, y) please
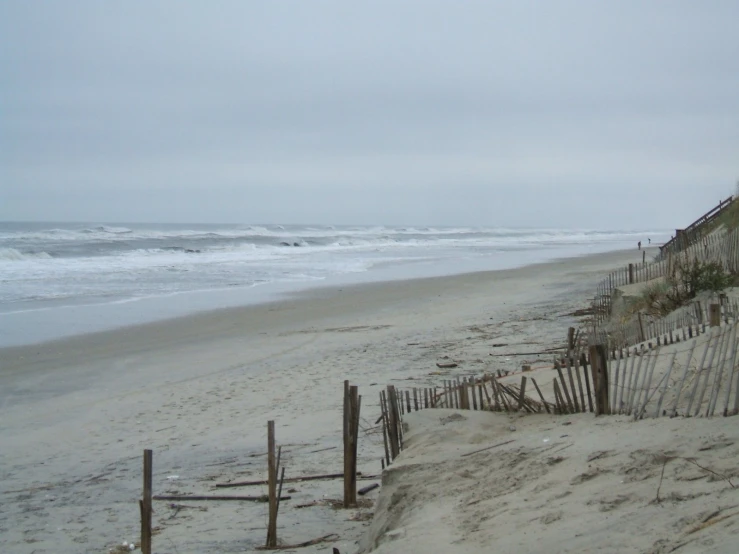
top-left (360, 410), bottom-right (739, 554)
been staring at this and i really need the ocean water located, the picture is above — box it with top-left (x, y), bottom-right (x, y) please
top-left (0, 222), bottom-right (668, 347)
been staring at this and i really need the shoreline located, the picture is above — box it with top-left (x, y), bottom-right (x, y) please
top-left (0, 243), bottom-right (651, 348)
top-left (0, 246), bottom-right (650, 553)
top-left (0, 246), bottom-right (649, 355)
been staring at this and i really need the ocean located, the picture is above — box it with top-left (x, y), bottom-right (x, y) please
top-left (0, 222), bottom-right (668, 347)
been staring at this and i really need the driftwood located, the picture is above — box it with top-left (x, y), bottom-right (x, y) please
top-left (436, 362), bottom-right (458, 368)
top-left (255, 533), bottom-right (339, 550)
top-left (461, 439), bottom-right (515, 458)
top-left (153, 495), bottom-right (291, 502)
top-left (488, 351), bottom-right (554, 357)
top-left (358, 483), bottom-right (380, 496)
top-left (215, 472), bottom-right (363, 488)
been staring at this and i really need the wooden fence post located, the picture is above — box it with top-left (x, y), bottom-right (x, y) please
top-left (710, 303), bottom-right (721, 327)
top-left (628, 263), bottom-right (634, 284)
top-left (140, 449), bottom-right (153, 554)
top-left (518, 376), bottom-right (528, 411)
top-left (386, 386), bottom-right (401, 459)
top-left (637, 312), bottom-right (646, 343)
top-left (588, 345), bottom-right (611, 415)
top-left (343, 381), bottom-right (351, 506)
top-left (344, 384), bottom-right (360, 507)
top-left (266, 421), bottom-right (277, 547)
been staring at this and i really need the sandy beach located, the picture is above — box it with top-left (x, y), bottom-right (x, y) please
top-left (0, 247), bottom-right (669, 553)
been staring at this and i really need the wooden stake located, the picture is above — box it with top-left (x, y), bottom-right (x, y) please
top-left (556, 366), bottom-right (575, 413)
top-left (653, 351), bottom-right (678, 418)
top-left (589, 345), bottom-right (610, 415)
top-left (623, 348), bottom-right (640, 415)
top-left (710, 303), bottom-right (721, 327)
top-left (573, 356), bottom-right (586, 412)
top-left (610, 356), bottom-right (621, 414)
top-left (553, 379), bottom-right (565, 414)
top-left (686, 331), bottom-right (716, 416)
top-left (481, 379), bottom-right (493, 410)
top-left (531, 378), bottom-right (551, 413)
top-left (140, 449), bottom-right (153, 554)
top-left (386, 386), bottom-right (402, 456)
top-left (459, 381), bottom-right (469, 410)
top-left (266, 421), bottom-right (277, 548)
top-left (350, 387), bottom-right (361, 505)
top-left (693, 329), bottom-right (723, 416)
top-left (491, 378), bottom-right (501, 411)
top-left (565, 359), bottom-right (580, 412)
top-left (581, 353), bottom-right (594, 412)
top-left (633, 348), bottom-right (657, 419)
top-left (670, 340), bottom-right (698, 417)
top-left (707, 325), bottom-right (733, 417)
top-left (518, 376), bottom-right (528, 411)
top-left (379, 393), bottom-right (390, 467)
top-left (343, 382), bottom-right (351, 507)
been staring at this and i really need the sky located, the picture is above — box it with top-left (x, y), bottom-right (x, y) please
top-left (1, 1), bottom-right (738, 229)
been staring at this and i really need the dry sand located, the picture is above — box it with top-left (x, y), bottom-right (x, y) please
top-left (0, 247), bottom-right (673, 553)
top-left (361, 411), bottom-right (739, 554)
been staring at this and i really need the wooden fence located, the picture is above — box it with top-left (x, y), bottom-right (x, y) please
top-left (379, 351), bottom-right (609, 462)
top-left (612, 322), bottom-right (739, 419)
top-left (658, 196), bottom-right (734, 259)
top-left (591, 225), bottom-right (739, 348)
top-left (594, 296), bottom-right (739, 350)
top-left (379, 312), bottom-right (739, 463)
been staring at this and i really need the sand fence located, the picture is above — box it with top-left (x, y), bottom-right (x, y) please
top-left (382, 318), bottom-right (739, 464)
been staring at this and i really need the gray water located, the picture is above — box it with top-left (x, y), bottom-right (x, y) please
top-left (0, 222), bottom-right (668, 346)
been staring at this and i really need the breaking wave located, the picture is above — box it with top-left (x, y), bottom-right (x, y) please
top-left (0, 248), bottom-right (53, 261)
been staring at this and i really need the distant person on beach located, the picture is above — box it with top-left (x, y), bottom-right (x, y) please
top-left (648, 238), bottom-right (651, 244)
top-left (638, 241), bottom-right (641, 250)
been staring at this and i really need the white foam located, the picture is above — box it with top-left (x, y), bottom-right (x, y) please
top-left (0, 248), bottom-right (52, 261)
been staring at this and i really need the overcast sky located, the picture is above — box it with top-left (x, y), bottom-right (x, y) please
top-left (1, 1), bottom-right (737, 228)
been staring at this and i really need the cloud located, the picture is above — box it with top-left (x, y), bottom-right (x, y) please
top-left (1, 1), bottom-right (738, 226)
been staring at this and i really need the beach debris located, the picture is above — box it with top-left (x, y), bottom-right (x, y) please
top-left (166, 475), bottom-right (179, 480)
top-left (215, 472), bottom-right (364, 488)
top-left (153, 494), bottom-right (291, 502)
top-left (460, 439), bottom-right (516, 458)
top-left (436, 362), bottom-right (458, 368)
top-left (349, 511), bottom-right (374, 522)
top-left (255, 533), bottom-right (339, 550)
top-left (166, 502), bottom-right (208, 519)
top-left (358, 483), bottom-right (380, 496)
top-left (308, 446), bottom-right (337, 454)
top-left (489, 351), bottom-right (550, 357)
top-left (440, 413), bottom-right (467, 425)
